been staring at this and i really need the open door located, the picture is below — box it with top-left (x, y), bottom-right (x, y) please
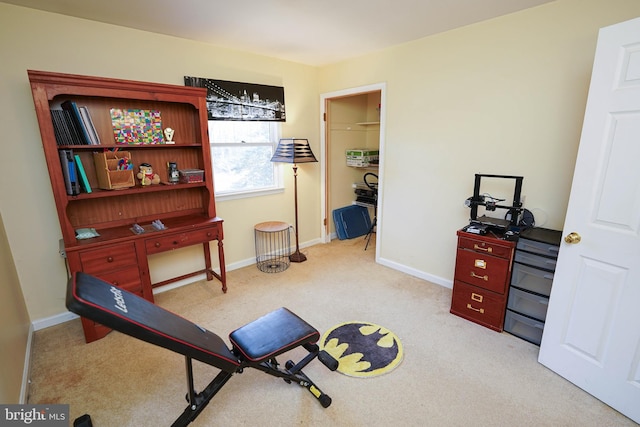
top-left (320, 84), bottom-right (385, 254)
top-left (538, 17), bottom-right (640, 423)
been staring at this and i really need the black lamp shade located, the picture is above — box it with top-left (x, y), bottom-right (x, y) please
top-left (271, 138), bottom-right (318, 164)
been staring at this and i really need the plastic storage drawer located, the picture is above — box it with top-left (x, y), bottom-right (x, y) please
top-left (514, 251), bottom-right (557, 271)
top-left (507, 287), bottom-right (549, 321)
top-left (504, 310), bottom-right (545, 345)
top-left (510, 262), bottom-right (554, 296)
top-left (516, 237), bottom-right (560, 258)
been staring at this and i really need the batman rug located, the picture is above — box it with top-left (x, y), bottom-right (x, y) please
top-left (319, 321), bottom-right (403, 378)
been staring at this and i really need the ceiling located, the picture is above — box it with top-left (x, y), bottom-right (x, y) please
top-left (3, 0), bottom-right (554, 66)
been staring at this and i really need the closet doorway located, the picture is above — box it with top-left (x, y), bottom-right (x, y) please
top-left (320, 83), bottom-right (386, 256)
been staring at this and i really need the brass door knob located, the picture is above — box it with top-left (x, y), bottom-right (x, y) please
top-left (564, 232), bottom-right (581, 244)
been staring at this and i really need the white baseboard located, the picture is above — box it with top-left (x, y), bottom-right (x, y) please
top-left (32, 311), bottom-right (79, 331)
top-left (377, 256), bottom-right (453, 289)
top-left (20, 323), bottom-right (34, 404)
top-left (30, 237), bottom-right (440, 332)
top-left (30, 253), bottom-right (267, 329)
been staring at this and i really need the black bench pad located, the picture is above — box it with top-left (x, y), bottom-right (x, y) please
top-left (229, 308), bottom-right (320, 363)
top-left (67, 272), bottom-right (240, 373)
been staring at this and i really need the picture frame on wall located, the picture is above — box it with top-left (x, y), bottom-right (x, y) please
top-left (184, 76), bottom-right (285, 121)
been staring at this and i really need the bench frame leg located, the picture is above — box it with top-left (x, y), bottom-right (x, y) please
top-left (171, 356), bottom-right (234, 427)
top-left (170, 344), bottom-right (337, 425)
top-left (244, 343), bottom-right (333, 408)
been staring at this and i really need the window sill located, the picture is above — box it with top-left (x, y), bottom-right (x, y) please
top-left (216, 187), bottom-right (284, 202)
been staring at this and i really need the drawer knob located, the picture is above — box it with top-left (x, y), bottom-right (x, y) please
top-left (473, 244), bottom-right (492, 253)
top-left (206, 232), bottom-right (212, 237)
top-left (107, 256), bottom-right (114, 263)
top-left (467, 303), bottom-right (485, 314)
top-left (155, 242), bottom-right (161, 248)
top-left (470, 272), bottom-right (489, 281)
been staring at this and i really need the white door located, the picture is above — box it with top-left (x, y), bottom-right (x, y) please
top-left (538, 17), bottom-right (640, 423)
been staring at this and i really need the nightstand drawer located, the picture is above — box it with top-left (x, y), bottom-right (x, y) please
top-left (458, 236), bottom-right (513, 259)
top-left (79, 243), bottom-right (138, 274)
top-left (454, 248), bottom-right (510, 294)
top-left (450, 280), bottom-right (506, 331)
top-left (145, 226), bottom-right (220, 254)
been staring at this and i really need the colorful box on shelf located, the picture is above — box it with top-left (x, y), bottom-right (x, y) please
top-left (93, 151), bottom-right (135, 190)
top-left (346, 148), bottom-right (379, 167)
top-left (179, 169), bottom-right (204, 183)
top-left (110, 108), bottom-right (164, 145)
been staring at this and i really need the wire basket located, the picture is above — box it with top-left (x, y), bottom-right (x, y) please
top-left (254, 221), bottom-right (291, 273)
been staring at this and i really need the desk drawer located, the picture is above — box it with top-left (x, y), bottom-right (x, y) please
top-left (458, 236), bottom-right (512, 259)
top-left (79, 243), bottom-right (138, 274)
top-left (93, 266), bottom-right (143, 295)
top-left (454, 248), bottom-right (510, 294)
top-left (145, 225), bottom-right (220, 254)
top-left (450, 280), bottom-right (506, 331)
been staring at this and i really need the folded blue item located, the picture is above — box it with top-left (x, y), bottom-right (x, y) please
top-left (333, 205), bottom-right (371, 240)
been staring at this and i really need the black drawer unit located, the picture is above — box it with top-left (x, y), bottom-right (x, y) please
top-left (504, 227), bottom-right (561, 345)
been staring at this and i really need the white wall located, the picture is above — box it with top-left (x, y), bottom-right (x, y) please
top-left (0, 3), bottom-right (320, 321)
top-left (318, 0), bottom-right (640, 286)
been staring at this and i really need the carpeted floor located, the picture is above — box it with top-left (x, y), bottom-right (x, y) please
top-left (28, 237), bottom-right (637, 426)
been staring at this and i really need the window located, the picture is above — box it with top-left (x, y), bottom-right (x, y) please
top-left (208, 121), bottom-right (282, 199)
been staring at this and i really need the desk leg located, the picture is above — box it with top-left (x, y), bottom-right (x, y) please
top-left (203, 242), bottom-right (213, 281)
top-left (203, 240), bottom-right (227, 293)
top-left (217, 240), bottom-right (227, 293)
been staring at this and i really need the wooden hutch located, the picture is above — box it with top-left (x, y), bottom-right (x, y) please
top-left (28, 70), bottom-right (226, 342)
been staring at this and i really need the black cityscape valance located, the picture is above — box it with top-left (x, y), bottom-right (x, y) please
top-left (185, 76), bottom-right (285, 122)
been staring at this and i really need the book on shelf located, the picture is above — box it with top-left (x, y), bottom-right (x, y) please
top-left (62, 109), bottom-right (83, 145)
top-left (74, 154), bottom-right (92, 193)
top-left (61, 100), bottom-right (92, 145)
top-left (59, 149), bottom-right (80, 196)
top-left (50, 110), bottom-right (68, 146)
top-left (79, 106), bottom-right (101, 145)
top-left (50, 109), bottom-right (82, 145)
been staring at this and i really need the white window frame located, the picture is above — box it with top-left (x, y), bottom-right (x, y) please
top-left (208, 121), bottom-right (283, 201)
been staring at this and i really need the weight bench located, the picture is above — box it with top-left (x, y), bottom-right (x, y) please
top-left (66, 272), bottom-right (338, 426)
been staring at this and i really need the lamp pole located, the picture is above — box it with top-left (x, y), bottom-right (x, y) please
top-left (289, 163), bottom-right (306, 262)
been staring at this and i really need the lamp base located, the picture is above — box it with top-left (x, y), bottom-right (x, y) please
top-left (289, 250), bottom-right (307, 263)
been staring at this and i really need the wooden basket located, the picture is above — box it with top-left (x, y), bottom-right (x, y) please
top-left (93, 151), bottom-right (135, 190)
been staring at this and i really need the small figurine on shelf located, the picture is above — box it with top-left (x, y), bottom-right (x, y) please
top-left (151, 219), bottom-right (166, 230)
top-left (167, 161), bottom-right (179, 184)
top-left (137, 163), bottom-right (160, 186)
top-left (164, 127), bottom-right (175, 144)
